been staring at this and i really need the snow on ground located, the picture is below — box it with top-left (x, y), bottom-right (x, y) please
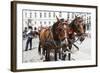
top-left (22, 36), bottom-right (91, 63)
top-left (71, 37), bottom-right (91, 61)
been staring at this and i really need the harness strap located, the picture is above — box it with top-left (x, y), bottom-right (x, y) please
top-left (49, 28), bottom-right (58, 48)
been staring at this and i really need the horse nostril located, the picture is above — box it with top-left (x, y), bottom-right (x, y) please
top-left (80, 37), bottom-right (85, 42)
top-left (79, 32), bottom-right (84, 36)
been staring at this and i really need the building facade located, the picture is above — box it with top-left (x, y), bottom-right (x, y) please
top-left (22, 9), bottom-right (91, 31)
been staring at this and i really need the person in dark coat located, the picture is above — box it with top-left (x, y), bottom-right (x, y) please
top-left (25, 26), bottom-right (33, 51)
top-left (23, 27), bottom-right (28, 39)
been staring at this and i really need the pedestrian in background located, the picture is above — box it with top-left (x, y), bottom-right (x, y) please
top-left (23, 27), bottom-right (28, 39)
top-left (25, 26), bottom-right (33, 51)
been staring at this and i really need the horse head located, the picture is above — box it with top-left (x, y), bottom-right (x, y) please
top-left (71, 16), bottom-right (86, 42)
top-left (52, 16), bottom-right (68, 42)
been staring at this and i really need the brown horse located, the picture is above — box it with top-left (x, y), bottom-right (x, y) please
top-left (38, 16), bottom-right (69, 61)
top-left (38, 16), bottom-right (86, 61)
top-left (62, 16), bottom-right (86, 60)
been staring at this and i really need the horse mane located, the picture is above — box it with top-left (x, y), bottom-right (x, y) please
top-left (69, 17), bottom-right (81, 28)
top-left (52, 21), bottom-right (59, 35)
top-left (52, 19), bottom-right (64, 35)
top-left (69, 19), bottom-right (76, 29)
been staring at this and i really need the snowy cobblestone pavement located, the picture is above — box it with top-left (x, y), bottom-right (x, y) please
top-left (22, 37), bottom-right (91, 63)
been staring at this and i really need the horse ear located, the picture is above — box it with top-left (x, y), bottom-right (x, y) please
top-left (56, 16), bottom-right (60, 22)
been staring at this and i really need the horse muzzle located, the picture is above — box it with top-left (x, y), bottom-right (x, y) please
top-left (79, 36), bottom-right (85, 42)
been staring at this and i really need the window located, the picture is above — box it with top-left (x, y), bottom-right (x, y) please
top-left (49, 21), bottom-right (51, 25)
top-left (40, 12), bottom-right (42, 18)
top-left (53, 12), bottom-right (55, 18)
top-left (34, 12), bottom-right (37, 18)
top-left (44, 12), bottom-right (46, 17)
top-left (30, 12), bottom-right (32, 18)
top-left (89, 16), bottom-right (91, 24)
top-left (72, 13), bottom-right (74, 18)
top-left (59, 12), bottom-right (62, 17)
top-left (44, 21), bottom-right (46, 24)
top-left (35, 21), bottom-right (37, 24)
top-left (28, 19), bottom-right (32, 24)
top-left (25, 12), bottom-right (27, 18)
top-left (40, 21), bottom-right (42, 24)
top-left (67, 12), bottom-right (69, 19)
top-left (87, 17), bottom-right (89, 24)
top-left (49, 12), bottom-right (51, 18)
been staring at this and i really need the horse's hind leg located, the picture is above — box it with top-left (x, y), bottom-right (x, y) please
top-left (44, 49), bottom-right (50, 61)
top-left (42, 48), bottom-right (45, 55)
top-left (68, 44), bottom-right (72, 60)
top-left (59, 49), bottom-right (62, 59)
top-left (38, 42), bottom-right (41, 55)
top-left (44, 49), bottom-right (47, 61)
top-left (68, 53), bottom-right (71, 60)
top-left (59, 52), bottom-right (61, 59)
top-left (61, 48), bottom-right (67, 60)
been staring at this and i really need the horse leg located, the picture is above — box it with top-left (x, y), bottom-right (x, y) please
top-left (54, 49), bottom-right (57, 61)
top-left (59, 48), bottom-right (62, 59)
top-left (44, 49), bottom-right (50, 61)
top-left (42, 48), bottom-right (45, 55)
top-left (68, 44), bottom-right (72, 61)
top-left (47, 49), bottom-right (50, 61)
top-left (45, 48), bottom-right (47, 61)
top-left (68, 52), bottom-right (71, 60)
top-left (59, 52), bottom-right (61, 59)
top-left (62, 48), bottom-right (67, 60)
top-left (38, 42), bottom-right (41, 55)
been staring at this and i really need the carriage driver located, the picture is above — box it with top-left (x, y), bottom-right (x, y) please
top-left (25, 26), bottom-right (33, 51)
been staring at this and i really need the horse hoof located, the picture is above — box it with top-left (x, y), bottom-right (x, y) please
top-left (55, 59), bottom-right (58, 61)
top-left (43, 60), bottom-right (46, 62)
top-left (43, 59), bottom-right (50, 61)
top-left (62, 54), bottom-right (66, 60)
top-left (25, 50), bottom-right (28, 51)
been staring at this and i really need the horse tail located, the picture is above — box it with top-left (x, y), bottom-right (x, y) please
top-left (38, 29), bottom-right (45, 55)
